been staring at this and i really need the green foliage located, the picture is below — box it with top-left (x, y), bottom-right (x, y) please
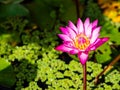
top-left (12, 50), bottom-right (120, 90)
top-left (95, 43), bottom-right (112, 63)
top-left (101, 19), bottom-right (120, 45)
top-left (25, 0), bottom-right (56, 30)
top-left (81, 0), bottom-right (120, 64)
top-left (0, 58), bottom-right (16, 87)
top-left (83, 0), bottom-right (104, 24)
top-left (0, 0), bottom-right (24, 4)
top-left (0, 0), bottom-right (28, 19)
top-left (0, 0), bottom-right (120, 89)
top-left (0, 17), bottom-right (28, 44)
top-left (0, 65), bottom-right (16, 87)
top-left (59, 0), bottom-right (77, 22)
top-left (0, 17), bottom-right (120, 89)
top-left (95, 18), bottom-right (120, 63)
top-left (25, 0), bottom-right (77, 30)
top-left (0, 4), bottom-right (28, 18)
top-left (0, 42), bottom-right (16, 87)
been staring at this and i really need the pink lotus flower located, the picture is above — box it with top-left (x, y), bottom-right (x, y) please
top-left (55, 18), bottom-right (109, 65)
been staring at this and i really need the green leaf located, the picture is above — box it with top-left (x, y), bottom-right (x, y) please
top-left (101, 20), bottom-right (120, 44)
top-left (0, 3), bottom-right (29, 18)
top-left (0, 0), bottom-right (24, 4)
top-left (108, 30), bottom-right (120, 44)
top-left (59, 0), bottom-right (77, 22)
top-left (0, 34), bottom-right (13, 43)
top-left (0, 0), bottom-right (12, 4)
top-left (12, 0), bottom-right (24, 4)
top-left (0, 58), bottom-right (16, 87)
top-left (25, 0), bottom-right (56, 30)
top-left (0, 58), bottom-right (10, 71)
top-left (25, 0), bottom-right (77, 30)
top-left (95, 43), bottom-right (112, 63)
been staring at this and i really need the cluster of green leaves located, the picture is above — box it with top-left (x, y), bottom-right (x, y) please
top-left (0, 17), bottom-right (28, 45)
top-left (1, 43), bottom-right (120, 90)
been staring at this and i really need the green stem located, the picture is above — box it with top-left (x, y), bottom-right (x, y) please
top-left (83, 63), bottom-right (87, 90)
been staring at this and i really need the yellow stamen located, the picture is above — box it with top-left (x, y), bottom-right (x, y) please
top-left (74, 34), bottom-right (90, 50)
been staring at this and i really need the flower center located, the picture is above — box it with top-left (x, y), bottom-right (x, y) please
top-left (74, 34), bottom-right (90, 50)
